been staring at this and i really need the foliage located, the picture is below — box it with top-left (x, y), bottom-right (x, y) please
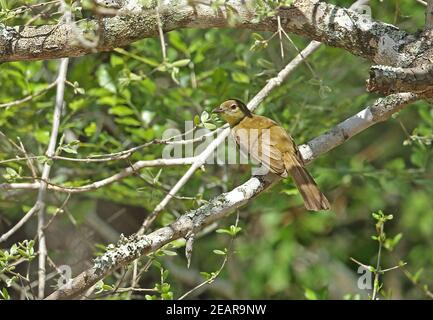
top-left (0, 0), bottom-right (432, 299)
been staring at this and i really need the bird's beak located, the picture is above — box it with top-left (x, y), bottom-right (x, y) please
top-left (212, 107), bottom-right (224, 113)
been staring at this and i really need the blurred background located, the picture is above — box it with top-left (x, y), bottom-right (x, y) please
top-left (0, 0), bottom-right (432, 299)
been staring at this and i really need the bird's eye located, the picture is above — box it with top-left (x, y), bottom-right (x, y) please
top-left (230, 105), bottom-right (237, 110)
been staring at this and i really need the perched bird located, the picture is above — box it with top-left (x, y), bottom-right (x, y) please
top-left (212, 99), bottom-right (330, 211)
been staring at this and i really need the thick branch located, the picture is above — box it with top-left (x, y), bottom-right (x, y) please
top-left (299, 92), bottom-right (418, 163)
top-left (367, 65), bottom-right (433, 94)
top-left (0, 0), bottom-right (416, 66)
top-left (44, 175), bottom-right (269, 300)
top-left (44, 92), bottom-right (420, 300)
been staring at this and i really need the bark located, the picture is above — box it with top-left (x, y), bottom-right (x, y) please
top-left (367, 65), bottom-right (433, 94)
top-left (0, 0), bottom-right (422, 67)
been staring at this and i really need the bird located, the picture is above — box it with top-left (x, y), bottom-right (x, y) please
top-left (212, 99), bottom-right (330, 211)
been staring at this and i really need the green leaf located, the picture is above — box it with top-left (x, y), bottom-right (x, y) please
top-left (168, 32), bottom-right (188, 53)
top-left (1, 288), bottom-right (10, 300)
top-left (114, 48), bottom-right (160, 67)
top-left (200, 111), bottom-right (210, 123)
top-left (171, 59), bottom-right (191, 67)
top-left (34, 130), bottom-right (50, 144)
top-left (412, 268), bottom-right (424, 283)
top-left (304, 288), bottom-right (318, 300)
top-left (61, 145), bottom-right (78, 154)
top-left (216, 228), bottom-right (232, 235)
top-left (230, 225), bottom-right (242, 235)
top-left (161, 249), bottom-right (178, 256)
top-left (110, 54), bottom-right (124, 67)
top-left (84, 122), bottom-right (97, 137)
top-left (114, 117), bottom-right (142, 126)
top-left (161, 283), bottom-right (171, 293)
top-left (161, 292), bottom-right (173, 300)
top-left (6, 167), bottom-right (19, 177)
top-left (252, 33), bottom-right (264, 41)
top-left (0, 0), bottom-right (8, 10)
top-left (204, 123), bottom-right (216, 130)
top-left (282, 188), bottom-right (298, 196)
top-left (109, 105), bottom-right (135, 116)
top-left (96, 65), bottom-right (117, 94)
top-left (102, 284), bottom-right (114, 291)
top-left (213, 249), bottom-right (226, 255)
top-left (69, 99), bottom-right (87, 112)
top-left (200, 272), bottom-right (212, 280)
top-left (194, 115), bottom-right (200, 125)
top-left (232, 72), bottom-right (250, 84)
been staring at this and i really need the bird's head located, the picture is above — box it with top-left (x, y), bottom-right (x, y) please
top-left (212, 99), bottom-right (252, 126)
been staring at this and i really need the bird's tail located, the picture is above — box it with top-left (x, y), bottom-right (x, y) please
top-left (283, 153), bottom-right (330, 211)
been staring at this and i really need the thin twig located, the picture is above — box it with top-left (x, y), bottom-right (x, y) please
top-left (0, 204), bottom-right (40, 243)
top-left (0, 82), bottom-right (57, 109)
top-left (36, 58), bottom-right (69, 299)
top-left (156, 4), bottom-right (167, 61)
top-left (277, 16), bottom-right (284, 59)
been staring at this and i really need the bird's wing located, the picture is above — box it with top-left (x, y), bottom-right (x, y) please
top-left (232, 124), bottom-right (285, 175)
top-left (267, 125), bottom-right (305, 165)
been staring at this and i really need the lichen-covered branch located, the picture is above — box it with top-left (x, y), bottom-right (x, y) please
top-left (0, 157), bottom-right (195, 193)
top-left (0, 0), bottom-right (420, 67)
top-left (367, 65), bottom-right (433, 94)
top-left (44, 176), bottom-right (269, 300)
top-left (299, 92), bottom-right (419, 163)
top-left (44, 91), bottom-right (421, 300)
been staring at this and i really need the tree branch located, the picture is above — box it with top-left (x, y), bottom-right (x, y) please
top-left (0, 0), bottom-right (417, 66)
top-left (36, 57), bottom-right (69, 299)
top-left (299, 92), bottom-right (419, 163)
top-left (367, 65), bottom-right (433, 94)
top-left (0, 157), bottom-right (195, 193)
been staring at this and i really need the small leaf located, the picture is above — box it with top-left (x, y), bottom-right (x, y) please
top-left (109, 105), bottom-right (135, 116)
top-left (412, 268), bottom-right (424, 283)
top-left (171, 59), bottom-right (191, 67)
top-left (213, 249), bottom-right (226, 255)
top-left (96, 65), bottom-right (117, 94)
top-left (232, 72), bottom-right (250, 84)
top-left (161, 292), bottom-right (173, 300)
top-left (34, 130), bottom-right (50, 144)
top-left (194, 115), bottom-right (200, 125)
top-left (161, 249), bottom-right (178, 256)
top-left (216, 228), bottom-right (231, 235)
top-left (61, 146), bottom-right (78, 154)
top-left (102, 284), bottom-right (114, 291)
top-left (200, 272), bottom-right (212, 280)
top-left (84, 122), bottom-right (97, 136)
top-left (200, 111), bottom-right (209, 123)
top-left (304, 288), bottom-right (318, 300)
top-left (204, 123), bottom-right (216, 130)
top-left (252, 33), bottom-right (264, 41)
top-left (115, 117), bottom-right (142, 126)
top-left (1, 288), bottom-right (10, 300)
